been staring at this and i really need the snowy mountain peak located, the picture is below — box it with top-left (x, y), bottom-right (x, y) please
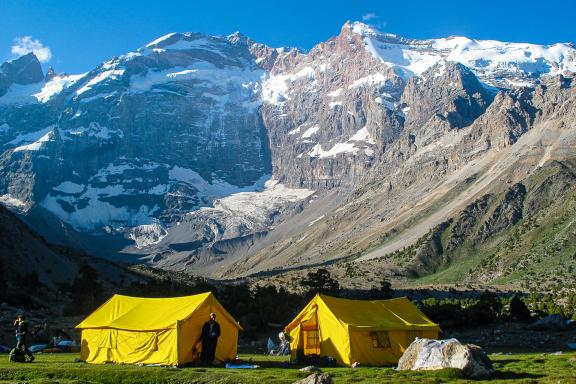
top-left (227, 31), bottom-right (249, 44)
top-left (345, 21), bottom-right (576, 87)
top-left (347, 21), bottom-right (404, 43)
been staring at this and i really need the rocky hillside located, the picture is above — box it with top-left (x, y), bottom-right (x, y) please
top-left (0, 22), bottom-right (575, 287)
top-left (381, 160), bottom-right (576, 290)
top-left (0, 203), bottom-right (145, 310)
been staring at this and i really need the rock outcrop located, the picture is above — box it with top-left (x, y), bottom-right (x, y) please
top-left (0, 53), bottom-right (44, 96)
top-left (293, 373), bottom-right (333, 384)
top-left (397, 338), bottom-right (493, 379)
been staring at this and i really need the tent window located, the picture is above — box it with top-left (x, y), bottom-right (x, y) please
top-left (408, 330), bottom-right (422, 341)
top-left (370, 331), bottom-right (390, 349)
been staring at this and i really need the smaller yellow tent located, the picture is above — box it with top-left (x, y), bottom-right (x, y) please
top-left (76, 292), bottom-right (242, 366)
top-left (285, 294), bottom-right (440, 366)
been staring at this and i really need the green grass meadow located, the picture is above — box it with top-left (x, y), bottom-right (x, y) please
top-left (0, 352), bottom-right (574, 384)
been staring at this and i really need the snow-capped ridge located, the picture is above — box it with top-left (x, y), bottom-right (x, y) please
top-left (346, 20), bottom-right (576, 87)
top-left (146, 32), bottom-right (179, 47)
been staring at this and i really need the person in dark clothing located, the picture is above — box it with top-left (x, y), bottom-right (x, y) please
top-left (200, 312), bottom-right (220, 365)
top-left (14, 314), bottom-right (34, 362)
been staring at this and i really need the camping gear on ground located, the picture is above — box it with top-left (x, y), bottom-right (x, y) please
top-left (30, 344), bottom-right (48, 353)
top-left (285, 294), bottom-right (440, 366)
top-left (267, 337), bottom-right (278, 354)
top-left (225, 362), bottom-right (260, 368)
top-left (56, 339), bottom-right (75, 347)
top-left (76, 292), bottom-right (242, 366)
top-left (55, 339), bottom-right (78, 352)
top-left (8, 348), bottom-right (26, 363)
top-left (397, 338), bottom-right (493, 379)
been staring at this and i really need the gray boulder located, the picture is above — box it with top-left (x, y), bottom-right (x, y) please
top-left (526, 314), bottom-right (567, 331)
top-left (293, 373), bottom-right (333, 384)
top-left (299, 366), bottom-right (321, 373)
top-left (397, 338), bottom-right (493, 379)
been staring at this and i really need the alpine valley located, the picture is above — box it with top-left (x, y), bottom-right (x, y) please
top-left (1, 22), bottom-right (575, 290)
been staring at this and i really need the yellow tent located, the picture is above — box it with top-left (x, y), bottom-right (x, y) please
top-left (285, 294), bottom-right (440, 366)
top-left (76, 292), bottom-right (242, 366)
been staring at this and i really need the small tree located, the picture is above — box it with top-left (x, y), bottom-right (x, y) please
top-left (65, 265), bottom-right (105, 315)
top-left (509, 295), bottom-right (531, 322)
top-left (301, 268), bottom-right (340, 297)
top-left (369, 279), bottom-right (394, 299)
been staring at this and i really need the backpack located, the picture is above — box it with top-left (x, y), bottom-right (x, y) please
top-left (9, 348), bottom-right (26, 363)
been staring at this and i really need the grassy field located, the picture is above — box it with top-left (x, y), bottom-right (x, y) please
top-left (0, 352), bottom-right (574, 384)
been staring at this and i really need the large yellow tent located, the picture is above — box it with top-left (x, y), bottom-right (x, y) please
top-left (285, 294), bottom-right (440, 366)
top-left (76, 292), bottom-right (242, 366)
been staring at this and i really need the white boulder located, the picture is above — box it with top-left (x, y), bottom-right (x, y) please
top-left (397, 338), bottom-right (493, 379)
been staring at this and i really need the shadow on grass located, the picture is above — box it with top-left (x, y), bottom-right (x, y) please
top-left (493, 358), bottom-right (545, 365)
top-left (491, 370), bottom-right (545, 380)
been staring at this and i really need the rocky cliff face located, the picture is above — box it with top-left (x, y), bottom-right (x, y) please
top-left (0, 53), bottom-right (44, 96)
top-left (1, 32), bottom-right (275, 257)
top-left (0, 22), bottom-right (575, 284)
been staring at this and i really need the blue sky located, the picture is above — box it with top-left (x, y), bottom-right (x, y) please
top-left (1, 0), bottom-right (574, 74)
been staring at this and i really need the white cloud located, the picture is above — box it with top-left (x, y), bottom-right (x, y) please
top-left (362, 13), bottom-right (379, 21)
top-left (11, 36), bottom-right (52, 63)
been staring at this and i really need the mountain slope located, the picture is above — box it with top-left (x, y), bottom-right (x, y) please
top-left (219, 67), bottom-right (576, 280)
top-left (0, 203), bottom-right (145, 309)
top-left (0, 22), bottom-right (575, 284)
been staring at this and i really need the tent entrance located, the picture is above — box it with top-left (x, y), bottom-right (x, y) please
top-left (302, 325), bottom-right (320, 355)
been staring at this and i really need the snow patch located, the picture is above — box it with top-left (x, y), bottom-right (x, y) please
top-left (374, 97), bottom-right (396, 110)
top-left (306, 126), bottom-right (376, 158)
top-left (41, 191), bottom-right (159, 232)
top-left (53, 181), bottom-right (85, 194)
top-left (301, 125), bottom-right (320, 138)
top-left (350, 126), bottom-right (376, 144)
top-left (309, 142), bottom-right (359, 158)
top-left (146, 33), bottom-right (178, 47)
top-left (349, 73), bottom-right (388, 88)
top-left (195, 179), bottom-right (314, 226)
top-left (76, 69), bottom-right (125, 95)
top-left (91, 161), bottom-right (161, 183)
top-left (0, 194), bottom-right (26, 209)
top-left (169, 166), bottom-right (269, 205)
top-left (328, 88), bottom-right (343, 98)
top-left (308, 215), bottom-right (325, 226)
top-left (0, 82), bottom-right (42, 105)
top-left (8, 126), bottom-right (55, 152)
top-left (329, 101), bottom-right (342, 108)
top-left (33, 74), bottom-right (85, 102)
top-left (129, 62), bottom-right (262, 110)
top-left (128, 222), bottom-right (168, 248)
top-left (262, 66), bottom-right (317, 105)
top-left (64, 122), bottom-right (124, 140)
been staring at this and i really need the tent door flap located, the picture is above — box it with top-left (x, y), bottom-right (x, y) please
top-left (302, 325), bottom-right (320, 355)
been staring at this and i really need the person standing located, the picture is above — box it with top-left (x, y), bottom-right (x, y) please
top-left (14, 314), bottom-right (34, 362)
top-left (278, 331), bottom-right (290, 355)
top-left (200, 312), bottom-right (220, 365)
